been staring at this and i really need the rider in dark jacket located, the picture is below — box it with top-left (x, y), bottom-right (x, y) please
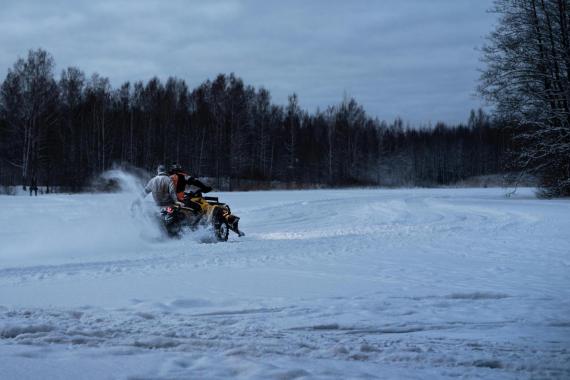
top-left (169, 163), bottom-right (212, 202)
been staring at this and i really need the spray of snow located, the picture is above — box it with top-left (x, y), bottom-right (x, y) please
top-left (99, 168), bottom-right (164, 239)
top-left (100, 169), bottom-right (146, 195)
top-left (0, 169), bottom-right (166, 266)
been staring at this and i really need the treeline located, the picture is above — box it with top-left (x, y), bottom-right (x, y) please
top-left (0, 49), bottom-right (510, 191)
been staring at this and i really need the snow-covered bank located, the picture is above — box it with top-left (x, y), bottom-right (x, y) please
top-left (1, 188), bottom-right (569, 379)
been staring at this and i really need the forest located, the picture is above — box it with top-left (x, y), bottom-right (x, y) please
top-left (0, 49), bottom-right (510, 192)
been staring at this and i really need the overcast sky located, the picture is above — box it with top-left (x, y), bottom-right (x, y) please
top-left (0, 0), bottom-right (497, 125)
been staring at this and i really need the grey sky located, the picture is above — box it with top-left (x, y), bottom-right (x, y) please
top-left (0, 0), bottom-right (496, 125)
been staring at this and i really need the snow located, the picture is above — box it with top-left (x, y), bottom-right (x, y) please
top-left (1, 183), bottom-right (569, 379)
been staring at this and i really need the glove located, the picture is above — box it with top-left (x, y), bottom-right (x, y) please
top-left (202, 185), bottom-right (213, 193)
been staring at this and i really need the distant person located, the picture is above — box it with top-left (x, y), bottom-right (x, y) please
top-left (30, 178), bottom-right (38, 196)
top-left (137, 165), bottom-right (180, 207)
top-left (169, 163), bottom-right (212, 201)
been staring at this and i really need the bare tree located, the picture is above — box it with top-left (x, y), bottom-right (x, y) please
top-left (0, 49), bottom-right (59, 188)
top-left (479, 0), bottom-right (570, 196)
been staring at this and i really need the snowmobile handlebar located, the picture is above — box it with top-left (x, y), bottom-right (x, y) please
top-left (185, 189), bottom-right (215, 198)
top-left (185, 190), bottom-right (203, 198)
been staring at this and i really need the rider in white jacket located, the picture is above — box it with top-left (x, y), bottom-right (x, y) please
top-left (142, 165), bottom-right (179, 207)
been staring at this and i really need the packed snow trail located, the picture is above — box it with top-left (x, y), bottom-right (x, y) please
top-left (0, 188), bottom-right (569, 379)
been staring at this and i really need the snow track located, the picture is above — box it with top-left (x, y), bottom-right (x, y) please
top-left (1, 188), bottom-right (569, 379)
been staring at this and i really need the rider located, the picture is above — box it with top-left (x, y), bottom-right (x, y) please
top-left (140, 164), bottom-right (180, 207)
top-left (169, 163), bottom-right (212, 202)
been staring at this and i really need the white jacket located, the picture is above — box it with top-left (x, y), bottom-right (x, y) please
top-left (144, 173), bottom-right (178, 206)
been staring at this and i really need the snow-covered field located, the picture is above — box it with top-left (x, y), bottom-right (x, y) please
top-left (1, 184), bottom-right (569, 379)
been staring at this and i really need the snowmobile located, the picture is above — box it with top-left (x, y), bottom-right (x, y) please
top-left (160, 190), bottom-right (244, 241)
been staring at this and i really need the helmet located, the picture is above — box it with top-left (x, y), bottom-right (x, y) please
top-left (169, 163), bottom-right (183, 173)
top-left (157, 164), bottom-right (166, 174)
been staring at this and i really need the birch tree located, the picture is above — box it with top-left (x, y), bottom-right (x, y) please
top-left (479, 0), bottom-right (570, 196)
top-left (0, 49), bottom-right (59, 187)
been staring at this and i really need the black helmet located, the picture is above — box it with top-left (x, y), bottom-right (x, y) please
top-left (170, 163), bottom-right (183, 173)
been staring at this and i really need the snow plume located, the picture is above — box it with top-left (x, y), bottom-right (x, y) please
top-left (100, 167), bottom-right (165, 239)
top-left (1, 169), bottom-right (164, 267)
top-left (97, 166), bottom-right (149, 195)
